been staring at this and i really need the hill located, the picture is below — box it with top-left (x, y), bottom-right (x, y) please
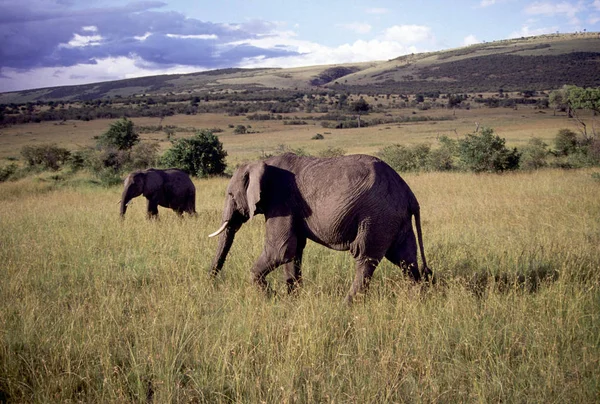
top-left (1, 32), bottom-right (599, 104)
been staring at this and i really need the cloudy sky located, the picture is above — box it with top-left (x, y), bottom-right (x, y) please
top-left (1, 0), bottom-right (599, 92)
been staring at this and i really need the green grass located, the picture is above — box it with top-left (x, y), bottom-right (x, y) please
top-left (1, 168), bottom-right (599, 402)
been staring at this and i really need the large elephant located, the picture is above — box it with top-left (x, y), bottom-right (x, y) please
top-left (120, 168), bottom-right (196, 218)
top-left (209, 153), bottom-right (432, 303)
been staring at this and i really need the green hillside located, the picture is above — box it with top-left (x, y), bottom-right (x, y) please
top-left (1, 32), bottom-right (599, 104)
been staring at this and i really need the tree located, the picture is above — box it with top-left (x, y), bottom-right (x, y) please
top-left (458, 127), bottom-right (520, 173)
top-left (549, 87), bottom-right (570, 116)
top-left (554, 129), bottom-right (578, 156)
top-left (161, 130), bottom-right (227, 177)
top-left (96, 117), bottom-right (139, 150)
top-left (520, 137), bottom-right (549, 170)
top-left (21, 144), bottom-right (71, 171)
top-left (550, 85), bottom-right (600, 137)
top-left (233, 125), bottom-right (247, 135)
top-left (351, 98), bottom-right (370, 128)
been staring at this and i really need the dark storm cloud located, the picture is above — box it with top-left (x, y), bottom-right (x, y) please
top-left (0, 0), bottom-right (298, 70)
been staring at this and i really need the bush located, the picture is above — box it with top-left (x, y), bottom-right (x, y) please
top-left (317, 146), bottom-right (346, 158)
top-left (67, 149), bottom-right (93, 172)
top-left (129, 142), bottom-right (160, 170)
top-left (0, 163), bottom-right (18, 182)
top-left (21, 144), bottom-right (71, 170)
top-left (520, 137), bottom-right (549, 170)
top-left (378, 143), bottom-right (431, 172)
top-left (93, 148), bottom-right (129, 171)
top-left (312, 133), bottom-right (324, 140)
top-left (161, 130), bottom-right (227, 177)
top-left (587, 137), bottom-right (600, 165)
top-left (458, 127), bottom-right (520, 173)
top-left (429, 136), bottom-right (458, 171)
top-left (554, 129), bottom-right (578, 156)
top-left (96, 117), bottom-right (139, 150)
top-left (233, 125), bottom-right (247, 135)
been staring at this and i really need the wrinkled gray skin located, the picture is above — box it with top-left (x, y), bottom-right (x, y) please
top-left (120, 168), bottom-right (196, 219)
top-left (209, 153), bottom-right (432, 303)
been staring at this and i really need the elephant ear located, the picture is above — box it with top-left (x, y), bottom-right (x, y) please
top-left (246, 162), bottom-right (267, 219)
top-left (142, 170), bottom-right (161, 196)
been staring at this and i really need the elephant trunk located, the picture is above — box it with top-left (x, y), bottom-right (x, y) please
top-left (209, 225), bottom-right (238, 276)
top-left (120, 197), bottom-right (129, 217)
top-left (209, 199), bottom-right (246, 276)
top-left (120, 187), bottom-right (136, 217)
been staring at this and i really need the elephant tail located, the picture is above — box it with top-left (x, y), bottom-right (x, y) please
top-left (411, 201), bottom-right (433, 282)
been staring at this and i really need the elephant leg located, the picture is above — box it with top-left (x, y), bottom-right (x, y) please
top-left (147, 198), bottom-right (159, 219)
top-left (187, 196), bottom-right (197, 215)
top-left (250, 216), bottom-right (298, 292)
top-left (345, 257), bottom-right (379, 304)
top-left (284, 235), bottom-right (306, 294)
top-left (385, 226), bottom-right (420, 281)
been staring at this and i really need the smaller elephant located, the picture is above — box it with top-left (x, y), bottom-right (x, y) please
top-left (120, 168), bottom-right (196, 218)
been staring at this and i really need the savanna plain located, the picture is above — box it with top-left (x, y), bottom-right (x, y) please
top-left (1, 107), bottom-right (599, 403)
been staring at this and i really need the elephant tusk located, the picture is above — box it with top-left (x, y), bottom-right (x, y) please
top-left (208, 221), bottom-right (229, 238)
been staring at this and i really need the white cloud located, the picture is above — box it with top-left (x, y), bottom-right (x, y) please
top-left (508, 25), bottom-right (558, 38)
top-left (226, 23), bottom-right (436, 70)
top-left (524, 2), bottom-right (585, 26)
top-left (383, 25), bottom-right (434, 44)
top-left (480, 0), bottom-right (496, 7)
top-left (61, 33), bottom-right (103, 48)
top-left (588, 15), bottom-right (600, 24)
top-left (463, 34), bottom-right (481, 46)
top-left (524, 2), bottom-right (583, 18)
top-left (366, 7), bottom-right (389, 14)
top-left (166, 34), bottom-right (218, 40)
top-left (134, 32), bottom-right (152, 41)
top-left (238, 39), bottom-right (419, 69)
top-left (82, 26), bottom-right (98, 32)
top-left (0, 56), bottom-right (206, 92)
top-left (337, 23), bottom-right (372, 34)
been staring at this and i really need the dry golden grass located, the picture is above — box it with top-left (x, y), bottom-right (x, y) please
top-left (1, 108), bottom-right (599, 402)
top-left (1, 164), bottom-right (599, 402)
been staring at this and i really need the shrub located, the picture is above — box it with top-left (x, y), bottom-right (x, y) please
top-left (0, 163), bottom-right (18, 182)
top-left (587, 137), bottom-right (600, 165)
top-left (554, 129), bottom-right (578, 156)
top-left (520, 137), bottom-right (549, 170)
top-left (458, 127), bottom-right (520, 173)
top-left (161, 130), bottom-right (227, 177)
top-left (129, 142), bottom-right (160, 170)
top-left (233, 125), bottom-right (247, 135)
top-left (378, 143), bottom-right (431, 172)
top-left (21, 144), bottom-right (71, 170)
top-left (67, 149), bottom-right (93, 172)
top-left (96, 117), bottom-right (139, 150)
top-left (312, 133), bottom-right (324, 140)
top-left (428, 136), bottom-right (458, 171)
top-left (87, 148), bottom-right (130, 173)
top-left (317, 146), bottom-right (346, 158)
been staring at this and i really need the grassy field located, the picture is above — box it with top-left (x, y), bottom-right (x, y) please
top-left (0, 106), bottom-right (585, 163)
top-left (1, 108), bottom-right (600, 402)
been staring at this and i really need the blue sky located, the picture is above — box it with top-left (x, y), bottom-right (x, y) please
top-left (1, 0), bottom-right (599, 92)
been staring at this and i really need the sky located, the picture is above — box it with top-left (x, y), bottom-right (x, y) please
top-left (1, 0), bottom-right (599, 93)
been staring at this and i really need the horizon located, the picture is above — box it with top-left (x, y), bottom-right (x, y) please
top-left (2, 0), bottom-right (600, 93)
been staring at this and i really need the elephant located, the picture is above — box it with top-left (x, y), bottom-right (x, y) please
top-left (120, 168), bottom-right (196, 219)
top-left (208, 153), bottom-right (432, 303)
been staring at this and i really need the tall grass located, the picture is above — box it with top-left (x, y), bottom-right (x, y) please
top-left (1, 169), bottom-right (599, 402)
